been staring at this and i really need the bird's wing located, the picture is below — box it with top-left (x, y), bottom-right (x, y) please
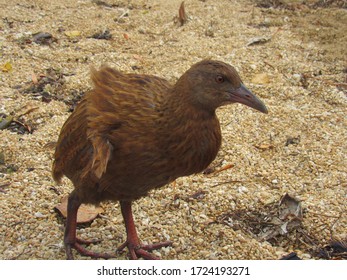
top-left (52, 67), bottom-right (123, 182)
top-left (52, 96), bottom-right (90, 183)
top-left (82, 66), bottom-right (125, 179)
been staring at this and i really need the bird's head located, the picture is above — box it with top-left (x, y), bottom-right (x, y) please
top-left (176, 60), bottom-right (268, 114)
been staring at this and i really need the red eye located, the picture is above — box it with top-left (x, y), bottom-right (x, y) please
top-left (215, 75), bottom-right (224, 83)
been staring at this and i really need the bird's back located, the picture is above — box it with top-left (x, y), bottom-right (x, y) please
top-left (52, 66), bottom-right (173, 202)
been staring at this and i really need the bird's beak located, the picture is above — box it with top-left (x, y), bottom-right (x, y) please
top-left (229, 84), bottom-right (268, 114)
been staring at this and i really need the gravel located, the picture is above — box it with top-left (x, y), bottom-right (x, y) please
top-left (0, 0), bottom-right (346, 260)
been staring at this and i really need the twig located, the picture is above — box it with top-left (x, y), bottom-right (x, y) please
top-left (10, 248), bottom-right (30, 260)
top-left (211, 180), bottom-right (244, 188)
top-left (116, 9), bottom-right (129, 22)
top-left (210, 164), bottom-right (234, 175)
top-left (0, 183), bottom-right (10, 193)
top-left (17, 107), bottom-right (39, 118)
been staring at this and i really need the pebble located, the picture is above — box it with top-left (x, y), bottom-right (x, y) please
top-left (34, 212), bottom-right (45, 218)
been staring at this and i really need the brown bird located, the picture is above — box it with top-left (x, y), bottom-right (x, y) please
top-left (52, 60), bottom-right (268, 260)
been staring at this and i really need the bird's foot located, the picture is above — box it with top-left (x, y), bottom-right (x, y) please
top-left (65, 237), bottom-right (116, 260)
top-left (117, 240), bottom-right (172, 260)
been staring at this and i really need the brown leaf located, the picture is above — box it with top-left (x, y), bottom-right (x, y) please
top-left (31, 73), bottom-right (39, 84)
top-left (279, 193), bottom-right (303, 220)
top-left (55, 195), bottom-right (104, 223)
top-left (203, 163), bottom-right (234, 175)
top-left (12, 119), bottom-right (32, 133)
top-left (178, 1), bottom-right (188, 26)
top-left (213, 164), bottom-right (234, 174)
top-left (257, 194), bottom-right (303, 241)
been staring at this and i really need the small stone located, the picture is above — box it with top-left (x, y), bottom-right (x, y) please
top-left (34, 212), bottom-right (45, 218)
top-left (196, 238), bottom-right (204, 245)
top-left (251, 73), bottom-right (270, 84)
top-left (238, 186), bottom-right (248, 193)
top-left (292, 73), bottom-right (302, 83)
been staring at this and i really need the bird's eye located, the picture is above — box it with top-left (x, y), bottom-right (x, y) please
top-left (215, 75), bottom-right (224, 83)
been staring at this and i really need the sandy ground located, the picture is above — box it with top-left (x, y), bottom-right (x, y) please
top-left (0, 0), bottom-right (346, 260)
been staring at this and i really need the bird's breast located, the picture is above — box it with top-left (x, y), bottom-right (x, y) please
top-left (164, 116), bottom-right (222, 177)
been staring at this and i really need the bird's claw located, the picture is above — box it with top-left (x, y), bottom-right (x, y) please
top-left (65, 237), bottom-right (116, 260)
top-left (117, 240), bottom-right (172, 260)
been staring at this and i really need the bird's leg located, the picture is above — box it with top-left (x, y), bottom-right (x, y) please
top-left (64, 190), bottom-right (115, 259)
top-left (117, 200), bottom-right (172, 260)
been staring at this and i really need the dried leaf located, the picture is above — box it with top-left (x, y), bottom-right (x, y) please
top-left (32, 32), bottom-right (56, 45)
top-left (2, 61), bottom-right (12, 72)
top-left (279, 193), bottom-right (303, 220)
top-left (246, 36), bottom-right (271, 46)
top-left (204, 163), bottom-right (234, 175)
top-left (219, 193), bottom-right (304, 242)
top-left (254, 143), bottom-right (274, 150)
top-left (12, 119), bottom-right (33, 134)
top-left (0, 116), bottom-right (13, 130)
top-left (178, 1), bottom-right (188, 26)
top-left (212, 164), bottom-right (234, 174)
top-left (55, 195), bottom-right (104, 224)
top-left (64, 30), bottom-right (81, 38)
top-left (31, 73), bottom-right (39, 84)
top-left (255, 193), bottom-right (303, 241)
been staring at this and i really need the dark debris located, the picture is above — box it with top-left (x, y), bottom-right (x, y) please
top-left (89, 29), bottom-right (112, 40)
top-left (280, 252), bottom-right (302, 260)
top-left (0, 113), bottom-right (34, 134)
top-left (216, 194), bottom-right (311, 248)
top-left (18, 68), bottom-right (85, 112)
top-left (313, 239), bottom-right (347, 260)
top-left (32, 32), bottom-right (57, 45)
top-left (0, 164), bottom-right (19, 174)
top-left (254, 0), bottom-right (347, 9)
top-left (285, 136), bottom-right (300, 146)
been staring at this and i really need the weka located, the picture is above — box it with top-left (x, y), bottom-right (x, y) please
top-left (52, 60), bottom-right (268, 260)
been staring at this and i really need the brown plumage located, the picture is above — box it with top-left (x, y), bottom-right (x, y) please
top-left (53, 60), bottom-right (268, 259)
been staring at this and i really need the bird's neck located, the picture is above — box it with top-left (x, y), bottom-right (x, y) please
top-left (158, 88), bottom-right (222, 176)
